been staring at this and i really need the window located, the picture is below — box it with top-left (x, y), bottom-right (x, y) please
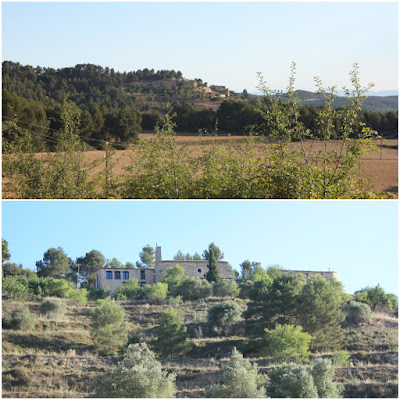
top-left (141, 270), bottom-right (146, 280)
top-left (115, 271), bottom-right (121, 279)
top-left (106, 271), bottom-right (112, 279)
top-left (198, 268), bottom-right (202, 273)
top-left (140, 282), bottom-right (146, 287)
top-left (123, 271), bottom-right (129, 280)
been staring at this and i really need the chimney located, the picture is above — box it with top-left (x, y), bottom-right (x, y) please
top-left (156, 246), bottom-right (162, 263)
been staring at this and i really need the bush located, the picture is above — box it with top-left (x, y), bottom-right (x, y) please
top-left (127, 329), bottom-right (142, 345)
top-left (142, 282), bottom-right (168, 301)
top-left (160, 264), bottom-right (186, 296)
top-left (66, 288), bottom-right (88, 305)
top-left (207, 301), bottom-right (242, 335)
top-left (175, 277), bottom-right (211, 301)
top-left (2, 276), bottom-right (30, 300)
top-left (43, 279), bottom-right (72, 297)
top-left (238, 279), bottom-right (255, 299)
top-left (213, 280), bottom-right (240, 298)
top-left (267, 363), bottom-right (318, 398)
top-left (87, 286), bottom-right (110, 300)
top-left (262, 324), bottom-right (313, 362)
top-left (354, 286), bottom-right (395, 311)
top-left (114, 278), bottom-right (141, 300)
top-left (94, 343), bottom-right (177, 397)
top-left (3, 305), bottom-right (37, 330)
top-left (332, 350), bottom-right (351, 367)
top-left (267, 360), bottom-right (343, 398)
top-left (312, 358), bottom-right (343, 398)
top-left (342, 301), bottom-right (372, 325)
top-left (155, 308), bottom-right (191, 357)
top-left (39, 297), bottom-right (67, 320)
top-left (205, 348), bottom-right (266, 398)
top-left (91, 298), bottom-right (128, 355)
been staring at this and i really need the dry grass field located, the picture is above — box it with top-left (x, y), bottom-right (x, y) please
top-left (82, 137), bottom-right (398, 195)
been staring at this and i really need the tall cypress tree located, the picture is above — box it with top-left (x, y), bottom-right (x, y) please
top-left (206, 248), bottom-right (220, 283)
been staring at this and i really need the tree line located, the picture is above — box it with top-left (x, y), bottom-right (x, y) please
top-left (2, 61), bottom-right (398, 153)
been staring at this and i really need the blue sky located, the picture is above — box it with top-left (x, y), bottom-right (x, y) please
top-left (2, 200), bottom-right (398, 295)
top-left (2, 2), bottom-right (398, 92)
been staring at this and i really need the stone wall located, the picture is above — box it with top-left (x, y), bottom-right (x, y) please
top-left (155, 260), bottom-right (234, 282)
top-left (96, 268), bottom-right (155, 293)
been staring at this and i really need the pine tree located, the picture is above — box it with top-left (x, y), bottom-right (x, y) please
top-left (156, 309), bottom-right (191, 357)
top-left (205, 248), bottom-right (220, 283)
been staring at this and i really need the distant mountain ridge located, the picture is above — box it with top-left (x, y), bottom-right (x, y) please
top-left (249, 90), bottom-right (398, 113)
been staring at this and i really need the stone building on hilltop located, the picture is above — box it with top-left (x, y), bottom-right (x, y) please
top-left (95, 246), bottom-right (234, 293)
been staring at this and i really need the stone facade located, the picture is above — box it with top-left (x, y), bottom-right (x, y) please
top-left (95, 246), bottom-right (337, 294)
top-left (95, 267), bottom-right (155, 292)
top-left (95, 246), bottom-right (234, 293)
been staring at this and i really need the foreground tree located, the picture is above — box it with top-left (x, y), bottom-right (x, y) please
top-left (36, 247), bottom-right (72, 279)
top-left (94, 343), bottom-right (177, 398)
top-left (205, 348), bottom-right (266, 398)
top-left (2, 239), bottom-right (11, 263)
top-left (91, 298), bottom-right (128, 355)
top-left (155, 309), bottom-right (191, 357)
top-left (297, 276), bottom-right (345, 351)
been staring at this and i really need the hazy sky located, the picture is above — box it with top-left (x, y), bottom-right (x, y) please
top-left (2, 200), bottom-right (398, 295)
top-left (2, 2), bottom-right (398, 92)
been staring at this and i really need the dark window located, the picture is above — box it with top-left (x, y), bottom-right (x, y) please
top-left (140, 282), bottom-right (146, 287)
top-left (115, 271), bottom-right (121, 279)
top-left (106, 271), bottom-right (112, 279)
top-left (141, 270), bottom-right (146, 280)
top-left (198, 268), bottom-right (202, 273)
top-left (123, 271), bottom-right (129, 280)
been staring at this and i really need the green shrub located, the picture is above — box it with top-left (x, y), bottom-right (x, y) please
top-left (114, 278), bottom-right (141, 300)
top-left (205, 348), bottom-right (266, 398)
top-left (160, 264), bottom-right (186, 296)
top-left (354, 286), bottom-right (395, 311)
top-left (66, 288), bottom-right (88, 305)
top-left (87, 286), bottom-right (110, 300)
top-left (213, 280), bottom-right (240, 298)
top-left (332, 350), bottom-right (351, 367)
top-left (342, 301), bottom-right (372, 325)
top-left (207, 300), bottom-right (242, 335)
top-left (312, 358), bottom-right (343, 398)
top-left (267, 360), bottom-right (343, 398)
top-left (91, 298), bottom-right (128, 355)
top-left (2, 276), bottom-right (30, 300)
top-left (127, 329), bottom-right (142, 345)
top-left (39, 297), bottom-right (67, 320)
top-left (262, 324), bottom-right (313, 362)
top-left (3, 305), bottom-right (37, 330)
top-left (142, 282), bottom-right (168, 301)
top-left (267, 363), bottom-right (318, 398)
top-left (238, 279), bottom-right (255, 299)
top-left (155, 308), bottom-right (191, 357)
top-left (94, 343), bottom-right (177, 397)
top-left (43, 279), bottom-right (72, 297)
top-left (175, 277), bottom-right (211, 301)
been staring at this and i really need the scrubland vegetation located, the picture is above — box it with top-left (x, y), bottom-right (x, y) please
top-left (3, 251), bottom-right (398, 397)
top-left (3, 63), bottom-right (397, 199)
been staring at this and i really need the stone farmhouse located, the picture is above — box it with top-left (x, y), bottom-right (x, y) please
top-left (95, 246), bottom-right (234, 293)
top-left (95, 246), bottom-right (337, 294)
